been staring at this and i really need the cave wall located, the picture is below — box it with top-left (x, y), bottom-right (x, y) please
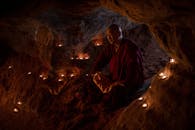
top-left (0, 0), bottom-right (194, 130)
top-left (100, 0), bottom-right (195, 71)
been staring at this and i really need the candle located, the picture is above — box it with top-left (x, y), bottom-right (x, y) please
top-left (142, 103), bottom-right (148, 108)
top-left (13, 108), bottom-right (19, 113)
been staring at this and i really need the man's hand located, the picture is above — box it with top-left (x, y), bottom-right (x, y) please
top-left (110, 81), bottom-right (125, 88)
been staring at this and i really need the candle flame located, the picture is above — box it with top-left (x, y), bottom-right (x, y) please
top-left (8, 65), bottom-right (13, 69)
top-left (170, 58), bottom-right (176, 63)
top-left (39, 73), bottom-right (48, 80)
top-left (138, 97), bottom-right (143, 101)
top-left (58, 78), bottom-right (63, 82)
top-left (158, 72), bottom-right (168, 79)
top-left (142, 103), bottom-right (148, 108)
top-left (13, 108), bottom-right (19, 113)
top-left (94, 39), bottom-right (103, 46)
top-left (60, 74), bottom-right (65, 77)
top-left (77, 53), bottom-right (90, 60)
top-left (17, 101), bottom-right (22, 105)
top-left (70, 73), bottom-right (75, 77)
top-left (27, 72), bottom-right (32, 75)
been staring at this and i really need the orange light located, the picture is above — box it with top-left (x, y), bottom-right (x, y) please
top-left (60, 74), bottom-right (65, 77)
top-left (13, 108), bottom-right (19, 113)
top-left (70, 73), bottom-right (75, 77)
top-left (17, 101), bottom-right (22, 105)
top-left (158, 72), bottom-right (168, 79)
top-left (170, 58), bottom-right (176, 63)
top-left (142, 103), bottom-right (148, 108)
top-left (58, 78), bottom-right (63, 82)
top-left (77, 53), bottom-right (90, 60)
top-left (138, 97), bottom-right (143, 101)
top-left (39, 73), bottom-right (48, 80)
top-left (8, 65), bottom-right (13, 69)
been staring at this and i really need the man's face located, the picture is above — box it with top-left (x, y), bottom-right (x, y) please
top-left (106, 28), bottom-right (122, 45)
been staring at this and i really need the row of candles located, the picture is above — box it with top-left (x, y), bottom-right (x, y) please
top-left (138, 58), bottom-right (176, 109)
top-left (56, 38), bottom-right (104, 60)
top-left (158, 58), bottom-right (176, 80)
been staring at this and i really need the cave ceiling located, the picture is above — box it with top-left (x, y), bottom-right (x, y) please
top-left (0, 0), bottom-right (195, 71)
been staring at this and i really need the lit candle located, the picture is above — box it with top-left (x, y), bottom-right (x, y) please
top-left (8, 65), bottom-right (13, 69)
top-left (13, 108), bottom-right (19, 113)
top-left (57, 43), bottom-right (63, 47)
top-left (170, 58), bottom-right (176, 63)
top-left (39, 73), bottom-right (48, 80)
top-left (85, 74), bottom-right (89, 76)
top-left (17, 101), bottom-right (22, 105)
top-left (60, 74), bottom-right (65, 77)
top-left (158, 72), bottom-right (167, 79)
top-left (138, 97), bottom-right (143, 101)
top-left (27, 72), bottom-right (32, 75)
top-left (39, 74), bottom-right (43, 78)
top-left (42, 77), bottom-right (47, 80)
top-left (70, 73), bottom-right (75, 77)
top-left (58, 78), bottom-right (63, 82)
top-left (142, 103), bottom-right (148, 108)
top-left (79, 57), bottom-right (84, 60)
top-left (84, 56), bottom-right (90, 60)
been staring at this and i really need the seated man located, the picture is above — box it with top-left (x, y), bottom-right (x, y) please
top-left (91, 24), bottom-right (144, 108)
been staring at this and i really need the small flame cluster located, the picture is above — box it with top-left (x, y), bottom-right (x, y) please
top-left (137, 95), bottom-right (152, 110)
top-left (13, 100), bottom-right (23, 113)
top-left (158, 58), bottom-right (176, 80)
top-left (158, 72), bottom-right (168, 80)
top-left (39, 72), bottom-right (48, 80)
top-left (137, 96), bottom-right (149, 109)
top-left (76, 53), bottom-right (90, 60)
top-left (93, 39), bottom-right (103, 46)
top-left (70, 53), bottom-right (90, 60)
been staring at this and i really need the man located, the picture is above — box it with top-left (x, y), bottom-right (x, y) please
top-left (91, 24), bottom-right (144, 108)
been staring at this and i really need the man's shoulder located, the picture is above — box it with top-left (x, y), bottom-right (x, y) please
top-left (122, 39), bottom-right (138, 50)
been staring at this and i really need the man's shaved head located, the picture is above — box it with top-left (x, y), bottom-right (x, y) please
top-left (106, 24), bottom-right (123, 44)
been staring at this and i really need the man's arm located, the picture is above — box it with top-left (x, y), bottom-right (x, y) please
top-left (90, 45), bottom-right (113, 74)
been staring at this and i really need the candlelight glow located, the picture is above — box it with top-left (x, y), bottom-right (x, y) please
top-left (138, 97), bottom-right (143, 101)
top-left (60, 74), bottom-right (65, 77)
top-left (58, 78), bottom-right (63, 82)
top-left (57, 42), bottom-right (63, 47)
top-left (92, 33), bottom-right (103, 46)
top-left (8, 65), bottom-right (13, 69)
top-left (142, 103), bottom-right (148, 108)
top-left (70, 73), bottom-right (75, 77)
top-left (27, 72), bottom-right (32, 75)
top-left (170, 58), bottom-right (176, 63)
top-left (70, 57), bottom-right (74, 60)
top-left (39, 72), bottom-right (48, 80)
top-left (94, 39), bottom-right (103, 46)
top-left (158, 72), bottom-right (169, 80)
top-left (17, 101), bottom-right (22, 105)
top-left (13, 108), bottom-right (19, 113)
top-left (77, 53), bottom-right (90, 60)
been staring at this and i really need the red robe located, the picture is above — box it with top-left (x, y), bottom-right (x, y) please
top-left (91, 39), bottom-right (144, 92)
